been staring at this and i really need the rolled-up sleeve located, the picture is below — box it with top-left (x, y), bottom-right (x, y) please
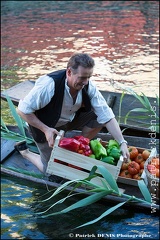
top-left (88, 81), bottom-right (115, 124)
top-left (18, 75), bottom-right (55, 114)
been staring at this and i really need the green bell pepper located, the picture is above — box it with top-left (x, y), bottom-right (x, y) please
top-left (90, 139), bottom-right (107, 160)
top-left (89, 154), bottom-right (96, 159)
top-left (107, 139), bottom-right (119, 149)
top-left (108, 147), bottom-right (121, 161)
top-left (101, 156), bottom-right (116, 165)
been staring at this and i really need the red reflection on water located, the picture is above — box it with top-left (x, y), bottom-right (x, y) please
top-left (1, 1), bottom-right (159, 96)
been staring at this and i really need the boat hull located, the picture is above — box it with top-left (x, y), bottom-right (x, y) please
top-left (1, 129), bottom-right (159, 214)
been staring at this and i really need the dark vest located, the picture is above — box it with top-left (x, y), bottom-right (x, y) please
top-left (29, 69), bottom-right (91, 142)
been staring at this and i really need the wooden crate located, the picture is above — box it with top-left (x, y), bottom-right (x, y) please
top-left (46, 130), bottom-right (123, 187)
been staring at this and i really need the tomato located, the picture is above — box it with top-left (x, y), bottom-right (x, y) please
top-left (150, 157), bottom-right (159, 169)
top-left (128, 161), bottom-right (140, 175)
top-left (128, 146), bottom-right (139, 160)
top-left (147, 164), bottom-right (156, 175)
top-left (77, 149), bottom-right (85, 154)
top-left (132, 173), bottom-right (141, 180)
top-left (140, 161), bottom-right (145, 169)
top-left (142, 149), bottom-right (151, 160)
top-left (121, 159), bottom-right (131, 170)
top-left (119, 170), bottom-right (132, 178)
top-left (134, 153), bottom-right (144, 165)
top-left (84, 149), bottom-right (93, 156)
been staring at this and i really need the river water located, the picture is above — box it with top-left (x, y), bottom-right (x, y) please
top-left (1, 1), bottom-right (159, 96)
top-left (1, 1), bottom-right (159, 239)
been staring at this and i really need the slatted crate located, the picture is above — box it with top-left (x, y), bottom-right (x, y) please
top-left (46, 130), bottom-right (123, 187)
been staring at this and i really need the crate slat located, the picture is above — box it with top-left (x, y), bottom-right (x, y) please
top-left (47, 161), bottom-right (125, 192)
top-left (47, 161), bottom-right (106, 186)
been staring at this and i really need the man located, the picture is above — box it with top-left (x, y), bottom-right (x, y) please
top-left (16, 53), bottom-right (129, 175)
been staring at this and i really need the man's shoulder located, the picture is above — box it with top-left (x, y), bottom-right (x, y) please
top-left (47, 69), bottom-right (66, 79)
top-left (35, 75), bottom-right (55, 87)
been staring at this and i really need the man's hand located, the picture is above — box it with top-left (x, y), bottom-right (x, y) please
top-left (120, 143), bottom-right (130, 162)
top-left (44, 128), bottom-right (59, 147)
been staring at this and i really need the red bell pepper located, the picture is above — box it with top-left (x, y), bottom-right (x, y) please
top-left (59, 138), bottom-right (80, 152)
top-left (74, 135), bottom-right (90, 145)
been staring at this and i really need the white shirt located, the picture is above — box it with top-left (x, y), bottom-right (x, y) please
top-left (18, 75), bottom-right (115, 127)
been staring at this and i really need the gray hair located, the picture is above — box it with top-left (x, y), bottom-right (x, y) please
top-left (67, 53), bottom-right (95, 72)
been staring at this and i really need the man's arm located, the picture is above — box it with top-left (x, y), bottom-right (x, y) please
top-left (16, 109), bottom-right (59, 147)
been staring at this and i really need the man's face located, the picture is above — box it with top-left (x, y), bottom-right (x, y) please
top-left (67, 66), bottom-right (93, 91)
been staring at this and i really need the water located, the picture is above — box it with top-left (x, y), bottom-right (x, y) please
top-left (1, 177), bottom-right (159, 240)
top-left (1, 1), bottom-right (159, 239)
top-left (1, 1), bottom-right (159, 96)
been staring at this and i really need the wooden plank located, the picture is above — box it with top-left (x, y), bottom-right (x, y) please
top-left (2, 150), bottom-right (42, 175)
top-left (1, 80), bottom-right (35, 106)
top-left (1, 166), bottom-right (52, 186)
top-left (1, 138), bottom-right (15, 162)
top-left (47, 161), bottom-right (103, 185)
top-left (47, 161), bottom-right (125, 193)
top-left (117, 176), bottom-right (139, 187)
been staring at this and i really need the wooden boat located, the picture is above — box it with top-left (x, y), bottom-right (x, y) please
top-left (1, 126), bottom-right (159, 215)
top-left (1, 80), bottom-right (159, 139)
top-left (1, 81), bottom-right (159, 214)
